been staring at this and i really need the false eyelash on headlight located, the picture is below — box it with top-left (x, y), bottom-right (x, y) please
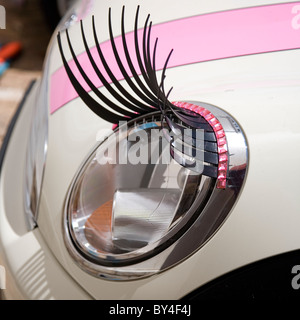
top-left (57, 6), bottom-right (229, 187)
top-left (57, 5), bottom-right (174, 123)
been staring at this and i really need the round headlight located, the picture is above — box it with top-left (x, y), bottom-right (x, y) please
top-left (67, 112), bottom-right (211, 263)
top-left (64, 102), bottom-right (248, 280)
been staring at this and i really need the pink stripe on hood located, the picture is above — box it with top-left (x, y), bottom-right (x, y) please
top-left (50, 2), bottom-right (300, 114)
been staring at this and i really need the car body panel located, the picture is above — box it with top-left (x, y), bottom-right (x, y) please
top-left (39, 50), bottom-right (300, 299)
top-left (0, 81), bottom-right (91, 299)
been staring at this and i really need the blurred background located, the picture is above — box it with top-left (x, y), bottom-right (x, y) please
top-left (0, 0), bottom-right (55, 148)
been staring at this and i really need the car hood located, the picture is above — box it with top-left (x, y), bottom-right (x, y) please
top-left (36, 0), bottom-right (300, 299)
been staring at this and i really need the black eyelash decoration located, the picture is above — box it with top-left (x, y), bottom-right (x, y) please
top-left (57, 5), bottom-right (229, 183)
top-left (57, 5), bottom-right (206, 126)
top-left (57, 5), bottom-right (174, 123)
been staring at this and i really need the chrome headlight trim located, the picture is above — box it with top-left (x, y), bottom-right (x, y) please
top-left (63, 101), bottom-right (248, 281)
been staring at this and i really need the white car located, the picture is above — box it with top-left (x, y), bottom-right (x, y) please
top-left (1, 0), bottom-right (300, 301)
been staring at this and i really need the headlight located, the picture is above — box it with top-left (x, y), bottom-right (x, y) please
top-left (64, 102), bottom-right (248, 280)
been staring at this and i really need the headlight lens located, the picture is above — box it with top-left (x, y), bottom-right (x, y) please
top-left (67, 113), bottom-right (210, 265)
top-left (64, 102), bottom-right (248, 280)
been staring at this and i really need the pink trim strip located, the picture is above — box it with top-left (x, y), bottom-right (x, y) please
top-left (50, 2), bottom-right (300, 114)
